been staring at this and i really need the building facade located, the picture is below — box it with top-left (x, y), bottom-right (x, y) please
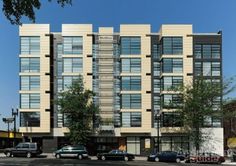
top-left (19, 24), bottom-right (223, 155)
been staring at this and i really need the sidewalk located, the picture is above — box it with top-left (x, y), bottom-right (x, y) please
top-left (1, 153), bottom-right (236, 164)
top-left (222, 159), bottom-right (236, 165)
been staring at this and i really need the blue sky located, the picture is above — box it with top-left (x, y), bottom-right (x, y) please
top-left (0, 0), bottom-right (235, 130)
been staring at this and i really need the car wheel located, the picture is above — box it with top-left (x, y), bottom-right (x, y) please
top-left (176, 158), bottom-right (181, 163)
top-left (124, 156), bottom-right (129, 161)
top-left (78, 154), bottom-right (83, 160)
top-left (6, 152), bottom-right (11, 157)
top-left (55, 154), bottom-right (61, 159)
top-left (155, 157), bottom-right (159, 162)
top-left (101, 155), bottom-right (106, 161)
top-left (26, 152), bottom-right (32, 158)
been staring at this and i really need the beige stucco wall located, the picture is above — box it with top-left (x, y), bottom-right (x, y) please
top-left (119, 25), bottom-right (152, 134)
top-left (159, 25), bottom-right (193, 132)
top-left (19, 24), bottom-right (51, 133)
top-left (62, 24), bottom-right (93, 90)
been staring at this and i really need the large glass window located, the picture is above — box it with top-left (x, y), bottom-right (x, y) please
top-left (162, 76), bottom-right (183, 91)
top-left (20, 93), bottom-right (40, 109)
top-left (195, 62), bottom-right (221, 76)
top-left (121, 94), bottom-right (141, 109)
top-left (121, 76), bottom-right (141, 91)
top-left (203, 62), bottom-right (211, 76)
top-left (122, 112), bottom-right (141, 127)
top-left (162, 112), bottom-right (183, 127)
top-left (20, 37), bottom-right (40, 55)
top-left (162, 37), bottom-right (183, 55)
top-left (63, 76), bottom-right (79, 90)
top-left (20, 76), bottom-right (40, 90)
top-left (63, 58), bottom-right (83, 73)
top-left (63, 37), bottom-right (83, 54)
top-left (121, 58), bottom-right (141, 73)
top-left (194, 44), bottom-right (220, 59)
top-left (20, 112), bottom-right (40, 127)
top-left (162, 58), bottom-right (183, 73)
top-left (162, 94), bottom-right (182, 108)
top-left (121, 37), bottom-right (141, 55)
top-left (20, 58), bottom-right (40, 73)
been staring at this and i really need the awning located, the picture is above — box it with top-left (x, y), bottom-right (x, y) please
top-left (227, 137), bottom-right (236, 148)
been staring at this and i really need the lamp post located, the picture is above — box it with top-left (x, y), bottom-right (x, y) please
top-left (156, 113), bottom-right (161, 153)
top-left (12, 108), bottom-right (18, 146)
top-left (2, 117), bottom-right (14, 148)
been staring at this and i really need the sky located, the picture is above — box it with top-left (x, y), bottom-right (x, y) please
top-left (0, 0), bottom-right (236, 130)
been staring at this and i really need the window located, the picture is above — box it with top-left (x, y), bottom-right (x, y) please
top-left (153, 62), bottom-right (160, 76)
top-left (194, 62), bottom-right (202, 76)
top-left (194, 44), bottom-right (220, 59)
top-left (122, 112), bottom-right (141, 127)
top-left (153, 95), bottom-right (160, 110)
top-left (63, 76), bottom-right (79, 90)
top-left (121, 76), bottom-right (141, 91)
top-left (57, 44), bottom-right (63, 59)
top-left (152, 44), bottom-right (161, 59)
top-left (162, 37), bottom-right (183, 55)
top-left (63, 58), bottom-right (83, 73)
top-left (20, 93), bottom-right (40, 109)
top-left (162, 76), bottom-right (183, 91)
top-left (63, 37), bottom-right (83, 54)
top-left (195, 62), bottom-right (221, 76)
top-left (22, 144), bottom-right (29, 148)
top-left (20, 37), bottom-right (40, 55)
top-left (162, 112), bottom-right (183, 127)
top-left (20, 58), bottom-right (40, 73)
top-left (121, 94), bottom-right (141, 109)
top-left (20, 76), bottom-right (40, 90)
top-left (121, 37), bottom-right (141, 55)
top-left (162, 94), bottom-right (182, 108)
top-left (203, 45), bottom-right (211, 59)
top-left (203, 62), bottom-right (211, 76)
top-left (212, 62), bottom-right (221, 76)
top-left (162, 58), bottom-right (183, 73)
top-left (20, 112), bottom-right (40, 127)
top-left (121, 58), bottom-right (141, 73)
top-left (202, 116), bottom-right (222, 127)
top-left (153, 79), bottom-right (160, 93)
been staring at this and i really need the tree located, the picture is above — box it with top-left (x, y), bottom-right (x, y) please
top-left (174, 77), bottom-right (235, 153)
top-left (2, 0), bottom-right (72, 25)
top-left (57, 76), bottom-right (99, 145)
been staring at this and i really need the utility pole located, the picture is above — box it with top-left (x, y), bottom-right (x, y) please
top-left (12, 108), bottom-right (18, 146)
top-left (156, 114), bottom-right (161, 153)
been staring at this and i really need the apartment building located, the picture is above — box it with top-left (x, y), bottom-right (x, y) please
top-left (19, 24), bottom-right (223, 155)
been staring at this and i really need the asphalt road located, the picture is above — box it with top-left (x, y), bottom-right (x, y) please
top-left (0, 157), bottom-right (233, 166)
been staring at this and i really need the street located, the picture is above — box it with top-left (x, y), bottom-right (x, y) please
top-left (0, 157), bottom-right (233, 166)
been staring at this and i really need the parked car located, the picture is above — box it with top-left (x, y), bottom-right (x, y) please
top-left (147, 151), bottom-right (186, 163)
top-left (97, 149), bottom-right (135, 161)
top-left (54, 145), bottom-right (88, 159)
top-left (185, 152), bottom-right (225, 164)
top-left (4, 142), bottom-right (42, 158)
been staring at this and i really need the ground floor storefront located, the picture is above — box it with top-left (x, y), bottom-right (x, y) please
top-left (23, 135), bottom-right (189, 155)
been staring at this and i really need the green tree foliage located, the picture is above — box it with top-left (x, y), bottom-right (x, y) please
top-left (2, 0), bottom-right (72, 25)
top-left (176, 77), bottom-right (235, 152)
top-left (57, 76), bottom-right (99, 145)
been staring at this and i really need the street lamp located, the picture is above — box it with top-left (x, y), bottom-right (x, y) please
top-left (12, 108), bottom-right (18, 146)
top-left (2, 117), bottom-right (14, 148)
top-left (156, 113), bottom-right (161, 153)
